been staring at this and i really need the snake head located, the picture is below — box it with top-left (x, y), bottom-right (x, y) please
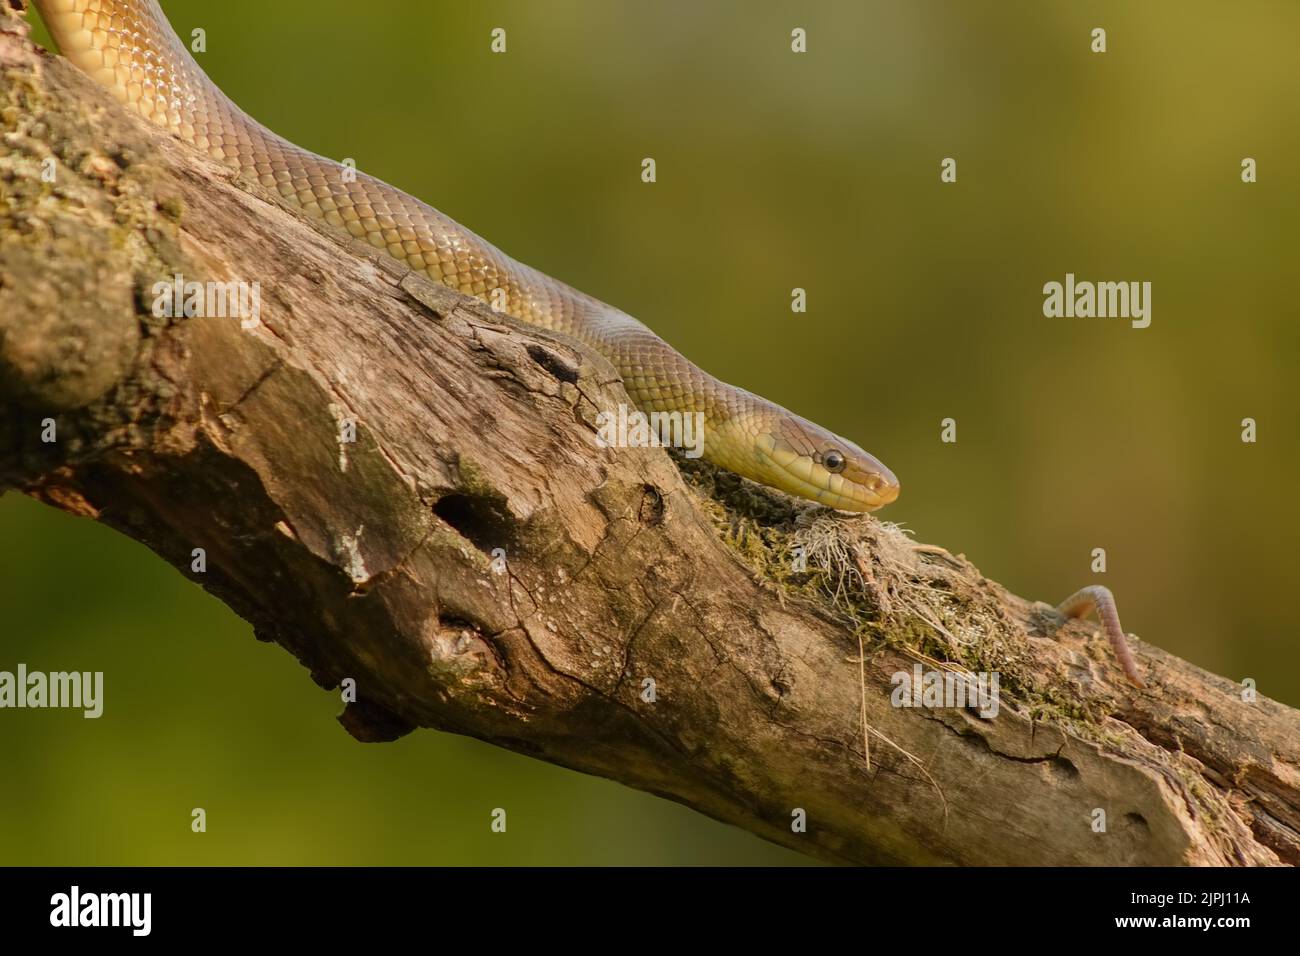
top-left (753, 414), bottom-right (900, 513)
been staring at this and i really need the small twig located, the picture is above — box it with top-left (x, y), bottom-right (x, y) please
top-left (858, 632), bottom-right (870, 771)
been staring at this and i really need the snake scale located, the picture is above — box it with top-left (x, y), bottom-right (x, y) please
top-left (32, 0), bottom-right (901, 513)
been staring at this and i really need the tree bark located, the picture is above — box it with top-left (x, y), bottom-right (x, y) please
top-left (2, 8), bottom-right (1296, 866)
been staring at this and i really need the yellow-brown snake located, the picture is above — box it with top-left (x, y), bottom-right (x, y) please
top-left (31, 0), bottom-right (1149, 686)
top-left (32, 0), bottom-right (900, 513)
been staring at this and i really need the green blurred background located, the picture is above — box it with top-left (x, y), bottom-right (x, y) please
top-left (2, 0), bottom-right (1296, 864)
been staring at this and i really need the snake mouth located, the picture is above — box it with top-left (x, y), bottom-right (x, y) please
top-left (819, 476), bottom-right (898, 513)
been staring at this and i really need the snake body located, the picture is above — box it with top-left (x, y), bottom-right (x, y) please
top-left (34, 0), bottom-right (899, 511)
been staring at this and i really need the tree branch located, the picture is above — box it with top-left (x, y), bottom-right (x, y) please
top-left (2, 10), bottom-right (1296, 866)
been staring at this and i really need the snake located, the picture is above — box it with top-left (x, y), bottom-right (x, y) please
top-left (31, 0), bottom-right (900, 512)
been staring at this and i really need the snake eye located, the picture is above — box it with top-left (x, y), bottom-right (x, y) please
top-left (823, 450), bottom-right (845, 473)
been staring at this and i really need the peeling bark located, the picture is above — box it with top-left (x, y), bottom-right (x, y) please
top-left (2, 11), bottom-right (1296, 866)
